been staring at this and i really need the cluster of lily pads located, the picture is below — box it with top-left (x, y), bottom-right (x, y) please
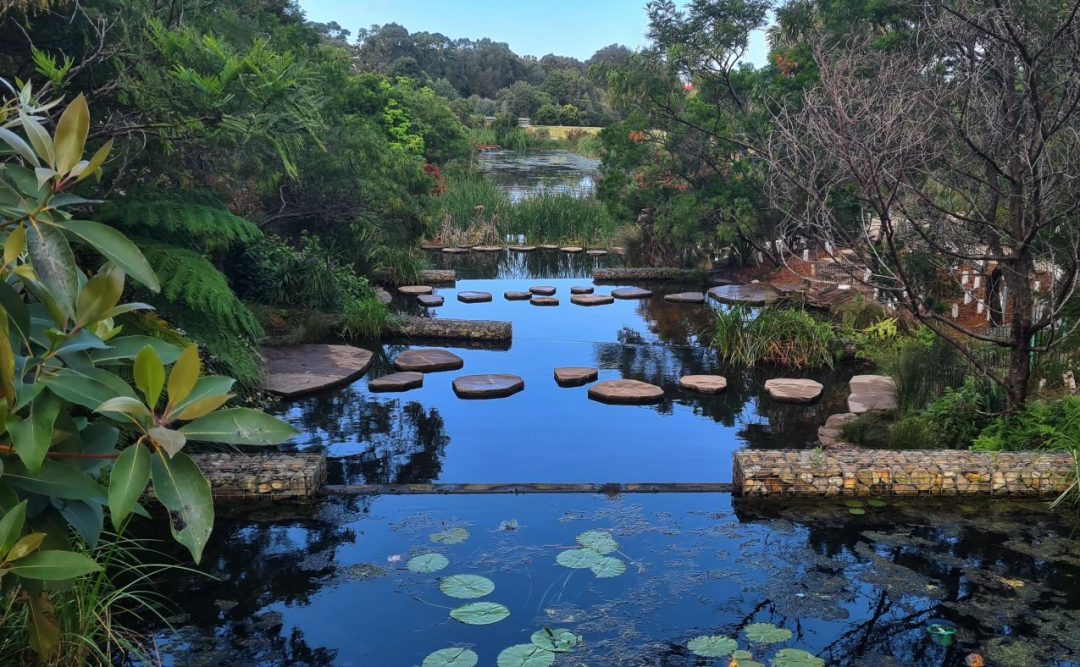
top-left (843, 498), bottom-right (887, 515)
top-left (686, 623), bottom-right (824, 666)
top-left (555, 530), bottom-right (627, 578)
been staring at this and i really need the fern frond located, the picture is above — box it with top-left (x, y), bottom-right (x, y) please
top-left (99, 197), bottom-right (261, 253)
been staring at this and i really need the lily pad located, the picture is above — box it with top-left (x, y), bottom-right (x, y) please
top-left (440, 574), bottom-right (495, 599)
top-left (431, 528), bottom-right (470, 544)
top-left (496, 644), bottom-right (555, 667)
top-left (556, 548), bottom-right (605, 569)
top-left (422, 647), bottom-right (479, 667)
top-left (843, 500), bottom-right (864, 508)
top-left (772, 648), bottom-right (825, 667)
top-left (687, 635), bottom-right (738, 658)
top-left (590, 556), bottom-right (627, 579)
top-left (407, 553), bottom-right (449, 574)
top-left (744, 623), bottom-right (793, 644)
top-left (734, 650), bottom-right (753, 660)
top-left (530, 628), bottom-right (582, 652)
top-left (867, 499), bottom-right (887, 508)
top-left (450, 602), bottom-right (510, 626)
top-left (497, 519), bottom-right (520, 531)
top-left (849, 508), bottom-right (866, 515)
top-left (576, 530), bottom-right (618, 554)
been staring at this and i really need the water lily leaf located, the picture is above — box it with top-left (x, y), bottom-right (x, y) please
top-left (843, 500), bottom-right (864, 508)
top-left (733, 650), bottom-right (753, 660)
top-left (687, 635), bottom-right (738, 658)
top-left (556, 548), bottom-right (604, 569)
top-left (440, 574), bottom-right (495, 599)
top-left (575, 530), bottom-right (618, 554)
top-left (449, 602), bottom-right (510, 625)
top-left (496, 643), bottom-right (555, 667)
top-left (867, 499), bottom-right (887, 508)
top-left (848, 508), bottom-right (866, 515)
top-left (430, 528), bottom-right (470, 544)
top-left (422, 647), bottom-right (478, 667)
top-left (744, 623), bottom-right (793, 644)
top-left (531, 628), bottom-right (582, 652)
top-left (772, 648), bottom-right (825, 667)
top-left (407, 553), bottom-right (449, 574)
top-left (589, 556), bottom-right (626, 579)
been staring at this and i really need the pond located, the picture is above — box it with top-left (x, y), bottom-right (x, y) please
top-left (477, 149), bottom-right (600, 201)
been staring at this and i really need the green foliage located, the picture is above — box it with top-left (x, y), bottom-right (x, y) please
top-left (884, 330), bottom-right (969, 413)
top-left (712, 305), bottom-right (838, 369)
top-left (340, 296), bottom-right (390, 341)
top-left (974, 396), bottom-right (1080, 453)
top-left (921, 377), bottom-right (1005, 449)
top-left (99, 197), bottom-right (261, 253)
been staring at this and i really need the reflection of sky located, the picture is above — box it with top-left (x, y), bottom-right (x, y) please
top-left (479, 150), bottom-right (599, 201)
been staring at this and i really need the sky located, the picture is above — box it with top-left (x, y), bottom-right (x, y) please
top-left (298, 0), bottom-right (770, 67)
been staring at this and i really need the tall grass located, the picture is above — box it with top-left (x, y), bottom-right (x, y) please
top-left (884, 332), bottom-right (969, 412)
top-left (712, 305), bottom-right (839, 369)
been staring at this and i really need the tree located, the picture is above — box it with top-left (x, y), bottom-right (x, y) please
top-left (496, 80), bottom-right (551, 118)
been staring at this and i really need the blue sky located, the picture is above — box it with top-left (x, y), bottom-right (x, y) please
top-left (298, 1), bottom-right (769, 67)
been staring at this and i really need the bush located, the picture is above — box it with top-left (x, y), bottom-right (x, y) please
top-left (921, 377), bottom-right (1005, 449)
top-left (712, 305), bottom-right (839, 369)
top-left (884, 329), bottom-right (969, 412)
top-left (973, 396), bottom-right (1080, 453)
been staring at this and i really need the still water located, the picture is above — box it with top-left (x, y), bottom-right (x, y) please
top-left (477, 150), bottom-right (600, 201)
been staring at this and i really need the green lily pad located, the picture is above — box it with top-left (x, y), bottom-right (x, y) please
top-left (407, 553), bottom-right (449, 573)
top-left (590, 556), bottom-right (626, 579)
top-left (687, 635), bottom-right (738, 658)
top-left (530, 628), bottom-right (582, 652)
top-left (849, 508), bottom-right (866, 515)
top-left (496, 643), bottom-right (555, 667)
top-left (867, 499), bottom-right (887, 508)
top-left (430, 528), bottom-right (470, 544)
top-left (422, 647), bottom-right (479, 667)
top-left (576, 530), bottom-right (618, 554)
top-left (772, 648), bottom-right (825, 667)
top-left (733, 650), bottom-right (753, 660)
top-left (742, 661), bottom-right (765, 667)
top-left (744, 623), bottom-right (792, 644)
top-left (556, 548), bottom-right (604, 569)
top-left (843, 500), bottom-right (864, 508)
top-left (440, 574), bottom-right (495, 599)
top-left (450, 601), bottom-right (510, 625)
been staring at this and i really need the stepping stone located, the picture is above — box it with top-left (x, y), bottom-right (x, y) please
top-left (510, 245), bottom-right (537, 252)
top-left (589, 379), bottom-right (664, 405)
top-left (554, 367), bottom-right (598, 387)
top-left (419, 242), bottom-right (445, 250)
top-left (560, 246), bottom-right (583, 253)
top-left (457, 291), bottom-right (492, 303)
top-left (678, 375), bottom-right (728, 394)
top-left (504, 291), bottom-right (532, 301)
top-left (393, 349), bottom-right (464, 373)
top-left (369, 372), bottom-right (424, 392)
top-left (261, 344), bottom-right (374, 398)
top-left (819, 412), bottom-right (857, 448)
top-left (375, 288), bottom-right (392, 305)
top-left (530, 296), bottom-right (559, 306)
top-left (417, 294), bottom-right (444, 307)
top-left (764, 378), bottom-right (823, 404)
top-left (571, 294), bottom-right (614, 306)
top-left (539, 244), bottom-right (559, 250)
top-left (586, 249), bottom-right (608, 256)
top-left (529, 286), bottom-right (556, 296)
top-left (847, 375), bottom-right (898, 413)
top-left (473, 245), bottom-right (502, 252)
top-left (664, 292), bottom-right (706, 304)
top-left (398, 285), bottom-right (433, 295)
top-left (612, 287), bottom-right (653, 299)
top-left (441, 247), bottom-right (469, 254)
top-left (708, 284), bottom-right (781, 305)
top-left (452, 374), bottom-right (524, 399)
top-left (570, 286), bottom-right (594, 294)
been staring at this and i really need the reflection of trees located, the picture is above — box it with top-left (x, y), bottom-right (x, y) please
top-left (425, 249), bottom-right (622, 280)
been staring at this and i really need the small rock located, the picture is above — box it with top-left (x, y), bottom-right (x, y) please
top-left (398, 285), bottom-right (433, 295)
top-left (510, 245), bottom-right (537, 252)
top-left (457, 291), bottom-right (492, 303)
top-left (764, 378), bottom-right (823, 404)
top-left (589, 379), bottom-right (664, 405)
top-left (571, 294), bottom-right (614, 306)
top-left (530, 296), bottom-right (559, 306)
top-left (504, 291), bottom-right (532, 300)
top-left (441, 247), bottom-right (469, 254)
top-left (664, 292), bottom-right (706, 304)
top-left (530, 286), bottom-right (557, 296)
top-left (848, 375), bottom-right (898, 413)
top-left (369, 372), bottom-right (424, 392)
top-left (394, 349), bottom-right (464, 373)
top-left (707, 284), bottom-right (781, 305)
top-left (417, 294), bottom-right (444, 307)
top-left (554, 367), bottom-right (599, 387)
top-left (473, 245), bottom-right (502, 252)
top-left (560, 246), bottom-right (584, 253)
top-left (678, 375), bottom-right (728, 394)
top-left (586, 249), bottom-right (608, 256)
top-left (612, 287), bottom-right (653, 299)
top-left (570, 286), bottom-right (594, 294)
top-left (452, 374), bottom-right (525, 398)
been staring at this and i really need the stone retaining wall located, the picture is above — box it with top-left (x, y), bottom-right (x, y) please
top-left (418, 269), bottom-right (456, 284)
top-left (191, 453), bottom-right (326, 500)
top-left (392, 316), bottom-right (512, 341)
top-left (733, 450), bottom-right (1075, 497)
top-left (593, 267), bottom-right (701, 282)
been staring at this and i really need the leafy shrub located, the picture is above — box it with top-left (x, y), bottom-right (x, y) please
top-left (973, 396), bottom-right (1080, 453)
top-left (712, 306), bottom-right (839, 369)
top-left (921, 377), bottom-right (1005, 449)
top-left (884, 329), bottom-right (969, 412)
top-left (340, 295), bottom-right (390, 341)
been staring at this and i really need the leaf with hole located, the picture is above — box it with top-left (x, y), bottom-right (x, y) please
top-left (407, 553), bottom-right (448, 573)
top-left (449, 601), bottom-right (510, 625)
top-left (430, 527), bottom-right (470, 544)
top-left (686, 635), bottom-right (738, 658)
top-left (530, 628), bottom-right (582, 652)
top-left (556, 548), bottom-right (604, 569)
top-left (590, 556), bottom-right (626, 579)
top-left (743, 623), bottom-right (792, 644)
top-left (440, 574), bottom-right (495, 599)
top-left (575, 530), bottom-right (618, 554)
top-left (496, 643), bottom-right (555, 667)
top-left (422, 647), bottom-right (478, 667)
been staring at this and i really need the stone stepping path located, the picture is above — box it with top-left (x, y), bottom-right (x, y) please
top-left (393, 349), bottom-right (464, 373)
top-left (417, 294), bottom-right (444, 307)
top-left (369, 372), bottom-right (424, 392)
top-left (560, 246), bottom-right (583, 253)
top-left (764, 378), bottom-right (823, 404)
top-left (818, 413), bottom-right (857, 448)
top-left (586, 249), bottom-right (608, 256)
top-left (457, 291), bottom-right (492, 303)
top-left (530, 296), bottom-right (559, 306)
top-left (453, 374), bottom-right (524, 399)
top-left (539, 244), bottom-right (559, 250)
top-left (570, 286), bottom-right (594, 294)
top-left (588, 379), bottom-right (664, 404)
top-left (612, 287), bottom-right (653, 299)
top-left (554, 367), bottom-right (598, 387)
top-left (473, 245), bottom-right (502, 252)
top-left (847, 375), bottom-right (898, 413)
top-left (504, 290), bottom-right (532, 300)
top-left (420, 242), bottom-right (445, 250)
top-left (529, 286), bottom-right (557, 296)
top-left (441, 247), bottom-right (469, 254)
top-left (571, 294), bottom-right (614, 306)
top-left (398, 285), bottom-right (433, 295)
top-left (664, 292), bottom-right (706, 304)
top-left (708, 284), bottom-right (781, 305)
top-left (510, 245), bottom-right (537, 252)
top-left (678, 375), bottom-right (728, 394)
top-left (261, 344), bottom-right (374, 398)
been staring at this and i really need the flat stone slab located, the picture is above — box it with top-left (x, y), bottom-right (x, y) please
top-left (457, 291), bottom-right (492, 303)
top-left (678, 375), bottom-right (728, 394)
top-left (510, 245), bottom-right (537, 252)
top-left (848, 374), bottom-right (898, 413)
top-left (369, 372), bottom-right (424, 392)
top-left (473, 245), bottom-right (502, 252)
top-left (571, 294), bottom-right (614, 306)
top-left (419, 269), bottom-right (456, 284)
top-left (664, 292), bottom-right (706, 304)
top-left (764, 378), bottom-right (823, 404)
top-left (594, 267), bottom-right (700, 282)
top-left (393, 348), bottom-right (464, 373)
top-left (394, 318), bottom-right (511, 341)
top-left (589, 379), bottom-right (664, 405)
top-left (560, 246), bottom-right (583, 253)
top-left (570, 286), bottom-right (594, 294)
top-left (504, 290), bottom-right (532, 300)
top-left (818, 412), bottom-right (857, 449)
top-left (554, 367), bottom-right (599, 387)
top-left (398, 285), bottom-right (433, 295)
top-left (708, 284), bottom-right (781, 305)
top-left (420, 242), bottom-right (445, 250)
top-left (530, 296), bottom-right (559, 306)
top-left (539, 244), bottom-right (559, 250)
top-left (586, 249), bottom-right (608, 256)
top-left (416, 294), bottom-right (444, 307)
top-left (262, 344), bottom-right (374, 398)
top-left (529, 286), bottom-right (557, 296)
top-left (452, 374), bottom-right (524, 399)
top-left (612, 287), bottom-right (653, 299)
top-left (441, 247), bottom-right (469, 254)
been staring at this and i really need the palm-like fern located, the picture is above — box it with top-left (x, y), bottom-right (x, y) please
top-left (98, 196), bottom-right (261, 253)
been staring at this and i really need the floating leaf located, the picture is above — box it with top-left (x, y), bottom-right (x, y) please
top-left (843, 500), bottom-right (864, 508)
top-left (743, 623), bottom-right (792, 644)
top-left (440, 574), bottom-right (495, 599)
top-left (848, 508), bottom-right (866, 515)
top-left (772, 648), bottom-right (825, 667)
top-left (422, 647), bottom-right (478, 667)
top-left (496, 644), bottom-right (555, 667)
top-left (867, 499), bottom-right (887, 508)
top-left (576, 530), bottom-right (618, 554)
top-left (497, 519), bottom-right (520, 532)
top-left (531, 628), bottom-right (582, 652)
top-left (556, 548), bottom-right (604, 569)
top-left (686, 635), bottom-right (738, 658)
top-left (407, 553), bottom-right (449, 574)
top-left (733, 650), bottom-right (753, 660)
top-left (430, 527), bottom-right (470, 545)
top-left (590, 556), bottom-right (626, 579)
top-left (450, 602), bottom-right (510, 626)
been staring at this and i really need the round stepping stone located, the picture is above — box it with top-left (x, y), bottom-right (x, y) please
top-left (664, 292), bottom-right (706, 304)
top-left (419, 242), bottom-right (444, 250)
top-left (570, 286), bottom-right (594, 295)
top-left (539, 244), bottom-right (559, 250)
top-left (764, 378), bottom-right (823, 404)
top-left (394, 349), bottom-right (464, 373)
top-left (457, 291), bottom-right (492, 303)
top-left (612, 287), bottom-right (653, 299)
top-left (398, 285), bottom-right (433, 296)
top-left (586, 249), bottom-right (608, 256)
top-left (504, 290), bottom-right (532, 301)
top-left (261, 344), bottom-right (374, 398)
top-left (554, 367), bottom-right (598, 387)
top-left (417, 294), bottom-right (444, 307)
top-left (679, 375), bottom-right (728, 394)
top-left (529, 286), bottom-right (556, 296)
top-left (473, 245), bottom-right (502, 252)
top-left (571, 294), bottom-right (614, 306)
top-left (510, 245), bottom-right (537, 252)
top-left (530, 296), bottom-right (559, 306)
top-left (708, 284), bottom-right (781, 305)
top-left (588, 379), bottom-right (664, 405)
top-left (560, 246), bottom-right (583, 253)
top-left (452, 374), bottom-right (524, 399)
top-left (441, 247), bottom-right (469, 254)
top-left (369, 372), bottom-right (424, 392)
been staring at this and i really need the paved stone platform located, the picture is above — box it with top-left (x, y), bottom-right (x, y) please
top-left (392, 317), bottom-right (512, 341)
top-left (593, 267), bottom-right (700, 282)
top-left (261, 344), bottom-right (374, 397)
top-left (191, 453), bottom-right (326, 500)
top-left (419, 269), bottom-right (456, 284)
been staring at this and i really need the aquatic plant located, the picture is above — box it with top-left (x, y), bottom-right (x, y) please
top-left (772, 648), bottom-right (825, 666)
top-left (440, 574), bottom-right (495, 599)
top-left (407, 553), bottom-right (449, 573)
top-left (712, 306), bottom-right (838, 369)
top-left (531, 628), bottom-right (582, 652)
top-left (449, 601), bottom-right (510, 625)
top-left (687, 635), bottom-right (738, 657)
top-left (423, 647), bottom-right (478, 667)
top-left (497, 643), bottom-right (555, 666)
top-left (744, 623), bottom-right (793, 644)
top-left (430, 528), bottom-right (471, 544)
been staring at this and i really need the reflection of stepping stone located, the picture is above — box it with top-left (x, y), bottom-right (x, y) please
top-left (571, 294), bottom-right (614, 306)
top-left (612, 287), bottom-right (653, 299)
top-left (560, 246), bottom-right (583, 253)
top-left (679, 375), bottom-right (728, 394)
top-left (554, 367), bottom-right (598, 387)
top-left (394, 349), bottom-right (464, 373)
top-left (398, 285), bottom-right (433, 295)
top-left (539, 244), bottom-right (559, 250)
top-left (510, 245), bottom-right (537, 252)
top-left (530, 296), bottom-right (559, 306)
top-left (504, 291), bottom-right (532, 300)
top-left (529, 286), bottom-right (556, 296)
top-left (442, 247), bottom-right (469, 254)
top-left (369, 372), bottom-right (424, 392)
top-left (417, 294), bottom-right (444, 307)
top-left (457, 291), bottom-right (492, 303)
top-left (473, 245), bottom-right (502, 252)
top-left (665, 292), bottom-right (706, 304)
top-left (589, 379), bottom-right (664, 404)
top-left (453, 374), bottom-right (524, 399)
top-left (586, 249), bottom-right (608, 256)
top-left (261, 344), bottom-right (374, 398)
top-left (708, 284), bottom-right (781, 305)
top-left (764, 378), bottom-right (823, 404)
top-left (570, 286), bottom-right (594, 294)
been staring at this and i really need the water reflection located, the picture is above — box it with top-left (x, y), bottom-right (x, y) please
top-left (424, 246), bottom-right (622, 280)
top-left (477, 149), bottom-right (600, 201)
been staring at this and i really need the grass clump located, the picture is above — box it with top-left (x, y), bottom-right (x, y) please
top-left (712, 305), bottom-right (839, 369)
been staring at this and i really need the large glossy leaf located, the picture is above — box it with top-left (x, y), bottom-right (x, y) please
top-left (75, 265), bottom-right (123, 328)
top-left (26, 223), bottom-right (78, 320)
top-left (54, 94), bottom-right (89, 174)
top-left (53, 220), bottom-right (159, 292)
top-left (179, 408), bottom-right (297, 445)
top-left (174, 393), bottom-right (232, 421)
top-left (0, 500), bottom-right (27, 559)
top-left (109, 443), bottom-right (150, 529)
top-left (43, 367), bottom-right (135, 411)
top-left (6, 392), bottom-right (61, 474)
top-left (148, 426), bottom-right (186, 457)
top-left (19, 112), bottom-right (54, 167)
top-left (169, 376), bottom-right (235, 417)
top-left (134, 345), bottom-right (165, 408)
top-left (422, 648), bottom-right (478, 667)
top-left (0, 280), bottom-right (30, 347)
top-left (58, 499), bottom-right (104, 550)
top-left (6, 532), bottom-right (45, 561)
top-left (150, 450), bottom-right (213, 563)
top-left (449, 601), bottom-right (510, 626)
top-left (8, 549), bottom-right (102, 580)
top-left (5, 459), bottom-right (106, 502)
top-left (27, 592), bottom-right (59, 660)
top-left (90, 335), bottom-right (181, 365)
top-left (439, 574), bottom-right (494, 599)
top-left (496, 644), bottom-right (555, 667)
top-left (166, 345), bottom-right (199, 410)
top-left (75, 138), bottom-right (112, 183)
top-left (0, 127), bottom-right (40, 167)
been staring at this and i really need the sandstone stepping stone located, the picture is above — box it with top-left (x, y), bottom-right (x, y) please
top-left (504, 290), bottom-right (532, 300)
top-left (457, 291), bottom-right (492, 303)
top-left (441, 247), bottom-right (469, 254)
top-left (707, 284), bottom-right (781, 305)
top-left (818, 412), bottom-right (857, 448)
top-left (764, 378), bottom-right (823, 404)
top-left (420, 242), bottom-right (444, 250)
top-left (369, 371), bottom-right (424, 392)
top-left (612, 287), bottom-right (653, 299)
top-left (560, 246), bottom-right (583, 253)
top-left (452, 373), bottom-right (524, 399)
top-left (589, 379), bottom-right (664, 405)
top-left (473, 245), bottom-right (502, 252)
top-left (664, 292), bottom-right (706, 304)
top-left (398, 285), bottom-right (433, 296)
top-left (530, 296), bottom-right (559, 306)
top-left (678, 374), bottom-right (728, 394)
top-left (570, 286), bottom-right (594, 294)
top-left (417, 294), bottom-right (444, 307)
top-left (510, 245), bottom-right (537, 252)
top-left (554, 367), bottom-right (599, 387)
top-left (571, 294), bottom-right (614, 306)
top-left (261, 344), bottom-right (374, 398)
top-left (375, 287), bottom-right (392, 305)
top-left (848, 375), bottom-right (898, 413)
top-left (393, 349), bottom-right (464, 373)
top-left (539, 244), bottom-right (559, 250)
top-left (586, 249), bottom-right (608, 256)
top-left (529, 286), bottom-right (556, 296)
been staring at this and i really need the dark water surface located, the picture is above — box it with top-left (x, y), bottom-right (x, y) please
top-left (477, 150), bottom-right (600, 201)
